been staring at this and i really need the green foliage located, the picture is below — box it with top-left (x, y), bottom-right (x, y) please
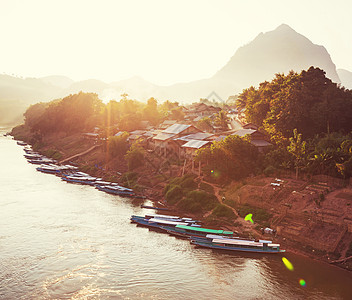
top-left (44, 149), bottom-right (62, 160)
top-left (199, 182), bottom-right (214, 193)
top-left (237, 204), bottom-right (272, 223)
top-left (210, 204), bottom-right (236, 220)
top-left (165, 185), bottom-right (183, 205)
top-left (165, 174), bottom-right (197, 194)
top-left (121, 171), bottom-right (138, 187)
top-left (214, 110), bottom-right (229, 130)
top-left (196, 135), bottom-right (260, 181)
top-left (107, 132), bottom-right (129, 158)
top-left (177, 190), bottom-right (217, 213)
top-left (143, 97), bottom-right (160, 125)
top-left (237, 67), bottom-right (352, 143)
top-left (125, 140), bottom-right (145, 170)
top-left (287, 129), bottom-right (306, 178)
top-left (263, 166), bottom-right (276, 176)
top-left (197, 117), bottom-right (213, 132)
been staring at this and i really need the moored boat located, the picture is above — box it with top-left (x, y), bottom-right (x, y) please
top-left (190, 235), bottom-right (284, 254)
top-left (162, 224), bottom-right (233, 238)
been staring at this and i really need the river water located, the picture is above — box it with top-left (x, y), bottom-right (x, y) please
top-left (0, 131), bottom-right (352, 299)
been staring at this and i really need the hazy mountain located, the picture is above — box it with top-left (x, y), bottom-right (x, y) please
top-left (40, 75), bottom-right (74, 89)
top-left (211, 24), bottom-right (340, 94)
top-left (0, 75), bottom-right (62, 125)
top-left (155, 24), bottom-right (342, 102)
top-left (337, 69), bottom-right (352, 89)
top-left (0, 24), bottom-right (347, 124)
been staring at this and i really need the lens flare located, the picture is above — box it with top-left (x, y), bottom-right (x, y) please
top-left (244, 213), bottom-right (254, 224)
top-left (282, 257), bottom-right (294, 271)
top-left (299, 279), bottom-right (306, 287)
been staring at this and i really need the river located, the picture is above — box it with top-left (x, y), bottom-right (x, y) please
top-left (0, 131), bottom-right (351, 299)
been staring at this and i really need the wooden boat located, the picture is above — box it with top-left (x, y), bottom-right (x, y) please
top-left (28, 157), bottom-right (56, 165)
top-left (131, 214), bottom-right (200, 224)
top-left (16, 141), bottom-right (27, 146)
top-left (162, 224), bottom-right (233, 238)
top-left (130, 215), bottom-right (197, 230)
top-left (140, 205), bottom-right (169, 211)
top-left (190, 235), bottom-right (285, 254)
top-left (62, 175), bottom-right (99, 185)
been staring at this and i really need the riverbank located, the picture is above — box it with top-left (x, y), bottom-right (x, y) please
top-left (10, 128), bottom-right (352, 271)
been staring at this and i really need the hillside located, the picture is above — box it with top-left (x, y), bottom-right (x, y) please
top-left (337, 69), bottom-right (352, 90)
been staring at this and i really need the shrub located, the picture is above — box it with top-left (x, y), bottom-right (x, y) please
top-left (165, 185), bottom-right (183, 205)
top-left (44, 148), bottom-right (62, 160)
top-left (264, 166), bottom-right (276, 177)
top-left (199, 182), bottom-right (214, 193)
top-left (237, 204), bottom-right (272, 223)
top-left (121, 172), bottom-right (138, 187)
top-left (177, 190), bottom-right (217, 213)
top-left (211, 204), bottom-right (236, 220)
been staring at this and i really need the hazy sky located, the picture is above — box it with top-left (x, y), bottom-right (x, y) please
top-left (1, 0), bottom-right (351, 85)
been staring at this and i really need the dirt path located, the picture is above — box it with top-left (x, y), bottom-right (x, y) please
top-left (59, 144), bottom-right (101, 164)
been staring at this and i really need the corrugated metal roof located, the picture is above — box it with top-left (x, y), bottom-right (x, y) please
top-left (175, 132), bottom-right (214, 142)
top-left (181, 140), bottom-right (210, 149)
top-left (232, 129), bottom-right (257, 137)
top-left (250, 140), bottom-right (272, 147)
top-left (153, 132), bottom-right (176, 141)
top-left (163, 124), bottom-right (191, 134)
top-left (130, 130), bottom-right (146, 135)
top-left (212, 135), bottom-right (227, 142)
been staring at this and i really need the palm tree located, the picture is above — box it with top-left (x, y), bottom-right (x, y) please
top-left (214, 110), bottom-right (229, 130)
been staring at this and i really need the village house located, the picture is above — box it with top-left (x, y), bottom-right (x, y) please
top-left (231, 129), bottom-right (272, 152)
top-left (152, 124), bottom-right (202, 156)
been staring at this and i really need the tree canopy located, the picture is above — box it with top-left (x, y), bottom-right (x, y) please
top-left (237, 67), bottom-right (352, 144)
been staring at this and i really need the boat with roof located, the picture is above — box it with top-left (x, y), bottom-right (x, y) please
top-left (190, 235), bottom-right (284, 253)
top-left (162, 224), bottom-right (234, 238)
top-left (130, 214), bottom-right (201, 230)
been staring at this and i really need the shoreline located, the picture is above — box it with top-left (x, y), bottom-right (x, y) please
top-left (9, 132), bottom-right (352, 272)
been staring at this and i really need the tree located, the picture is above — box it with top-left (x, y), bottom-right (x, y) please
top-left (287, 129), bottom-right (306, 179)
top-left (214, 110), bottom-right (229, 130)
top-left (143, 97), bottom-right (160, 125)
top-left (107, 132), bottom-right (129, 158)
top-left (197, 117), bottom-right (213, 132)
top-left (125, 139), bottom-right (145, 170)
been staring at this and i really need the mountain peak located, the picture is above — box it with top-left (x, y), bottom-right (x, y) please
top-left (275, 23), bottom-right (295, 32)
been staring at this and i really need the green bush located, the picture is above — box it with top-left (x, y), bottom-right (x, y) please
top-left (180, 177), bottom-right (197, 190)
top-left (44, 148), bottom-right (62, 160)
top-left (177, 198), bottom-right (203, 213)
top-left (165, 174), bottom-right (197, 195)
top-left (211, 204), bottom-right (236, 220)
top-left (263, 165), bottom-right (276, 177)
top-left (121, 172), bottom-right (138, 187)
top-left (177, 190), bottom-right (217, 213)
top-left (165, 185), bottom-right (183, 205)
top-left (237, 204), bottom-right (272, 223)
top-left (199, 182), bottom-right (214, 193)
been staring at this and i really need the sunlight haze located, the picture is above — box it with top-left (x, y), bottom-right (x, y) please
top-left (1, 0), bottom-right (351, 85)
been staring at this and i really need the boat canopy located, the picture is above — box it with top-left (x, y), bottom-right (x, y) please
top-left (176, 225), bottom-right (233, 235)
top-left (146, 214), bottom-right (180, 219)
top-left (268, 243), bottom-right (280, 247)
top-left (212, 238), bottom-right (263, 247)
top-left (148, 218), bottom-right (189, 226)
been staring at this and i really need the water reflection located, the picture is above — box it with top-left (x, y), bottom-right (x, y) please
top-left (0, 133), bottom-right (352, 299)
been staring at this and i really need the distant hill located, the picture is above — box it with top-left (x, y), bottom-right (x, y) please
top-left (40, 75), bottom-right (74, 89)
top-left (152, 24), bottom-right (342, 101)
top-left (0, 24), bottom-right (348, 124)
top-left (337, 69), bottom-right (352, 89)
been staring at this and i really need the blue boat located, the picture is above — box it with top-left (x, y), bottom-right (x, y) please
top-left (162, 224), bottom-right (233, 238)
top-left (190, 235), bottom-right (284, 254)
top-left (62, 175), bottom-right (98, 185)
top-left (130, 215), bottom-right (196, 230)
